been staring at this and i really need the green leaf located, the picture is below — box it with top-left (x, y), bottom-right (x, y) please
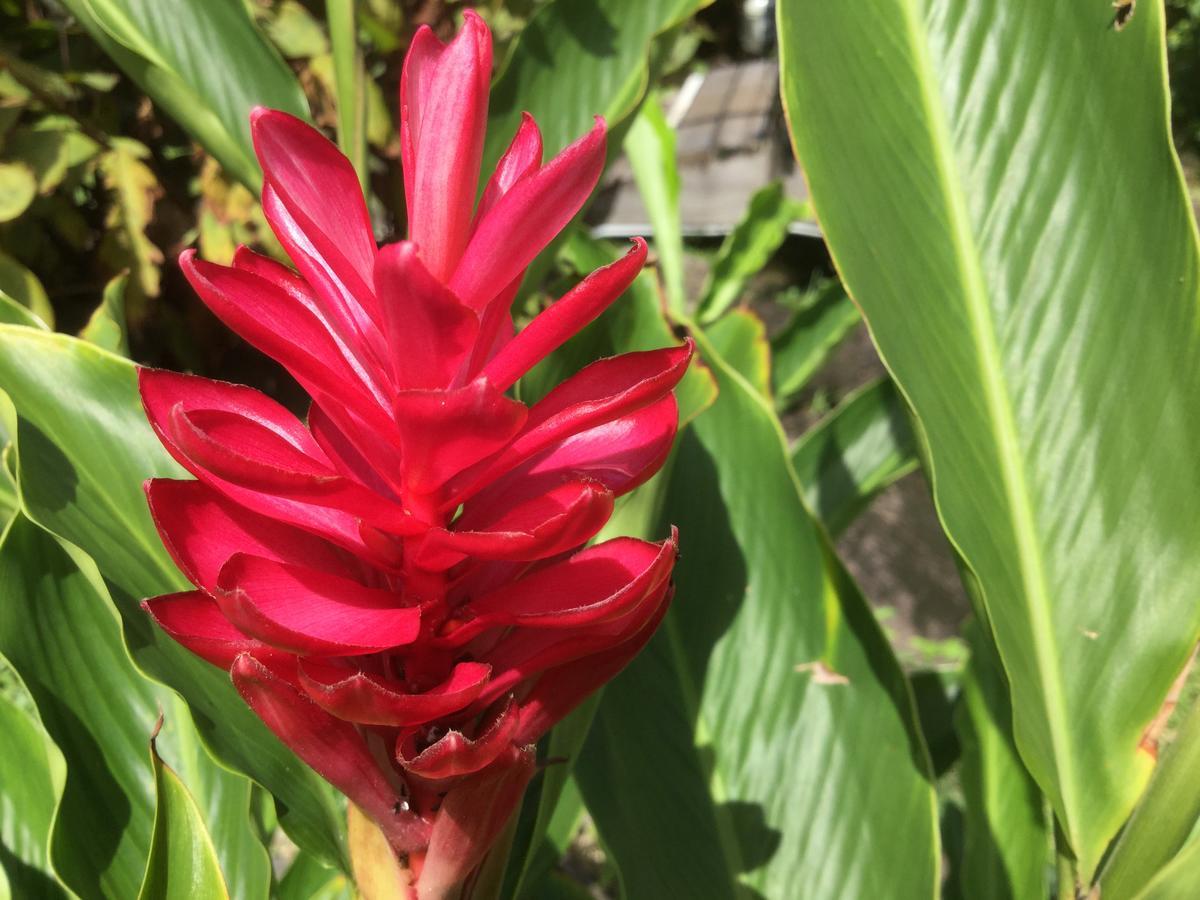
top-left (97, 141), bottom-right (162, 320)
top-left (505, 699), bottom-right (597, 899)
top-left (0, 292), bottom-right (49, 330)
top-left (0, 515), bottom-right (267, 899)
top-left (1133, 838), bottom-right (1200, 900)
top-left (159, 697), bottom-right (271, 900)
top-left (0, 250), bottom-right (53, 331)
top-left (58, 0), bottom-right (309, 190)
top-left (0, 663), bottom-right (70, 899)
top-left (0, 162), bottom-right (35, 222)
top-left (703, 309), bottom-right (770, 397)
top-left (769, 279), bottom-right (859, 410)
top-left (624, 96), bottom-right (684, 315)
top-left (790, 379), bottom-right (918, 537)
top-left (956, 622), bottom-right (1050, 900)
top-left (5, 125), bottom-right (101, 195)
top-left (1101, 680), bottom-right (1200, 899)
top-left (80, 273), bottom-right (130, 356)
top-left (778, 0), bottom-right (1200, 873)
top-left (138, 732), bottom-right (230, 900)
top-left (486, 0), bottom-right (712, 166)
top-left (577, 325), bottom-right (940, 897)
top-left (276, 853), bottom-right (354, 900)
top-left (0, 514), bottom-right (171, 897)
top-left (697, 182), bottom-right (799, 323)
top-left (326, 0), bottom-right (367, 189)
top-left (0, 327), bottom-right (348, 871)
top-left (264, 1), bottom-right (329, 58)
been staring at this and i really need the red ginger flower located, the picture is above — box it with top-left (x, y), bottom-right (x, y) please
top-left (138, 10), bottom-right (687, 896)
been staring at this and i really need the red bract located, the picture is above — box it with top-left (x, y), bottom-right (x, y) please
top-left (138, 10), bottom-right (686, 897)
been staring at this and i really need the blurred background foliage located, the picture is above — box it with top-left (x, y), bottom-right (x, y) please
top-left (0, 0), bottom-right (742, 393)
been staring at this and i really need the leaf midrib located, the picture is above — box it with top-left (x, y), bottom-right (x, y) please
top-left (895, 0), bottom-right (1078, 836)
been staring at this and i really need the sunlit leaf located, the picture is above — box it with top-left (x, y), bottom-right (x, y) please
top-left (0, 249), bottom-right (53, 328)
top-left (137, 730), bottom-right (230, 900)
top-left (97, 140), bottom-right (163, 321)
top-left (0, 661), bottom-right (70, 899)
top-left (0, 161), bottom-right (36, 222)
top-left (697, 182), bottom-right (801, 324)
top-left (577, 325), bottom-right (940, 897)
top-left (59, 0), bottom-right (309, 189)
top-left (779, 0), bottom-right (1200, 873)
top-left (0, 327), bottom-right (349, 871)
top-left (80, 273), bottom-right (130, 357)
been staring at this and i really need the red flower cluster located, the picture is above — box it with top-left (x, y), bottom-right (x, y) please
top-left (139, 11), bottom-right (687, 895)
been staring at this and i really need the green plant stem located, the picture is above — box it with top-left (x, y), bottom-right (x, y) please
top-left (327, 0), bottom-right (367, 190)
top-left (1056, 823), bottom-right (1078, 900)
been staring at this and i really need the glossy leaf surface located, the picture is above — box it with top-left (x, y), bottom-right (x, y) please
top-left (578, 325), bottom-right (940, 897)
top-left (0, 515), bottom-right (268, 899)
top-left (137, 736), bottom-right (229, 900)
top-left (0, 326), bottom-right (347, 870)
top-left (58, 0), bottom-right (308, 189)
top-left (0, 666), bottom-right (69, 899)
top-left (779, 0), bottom-right (1200, 872)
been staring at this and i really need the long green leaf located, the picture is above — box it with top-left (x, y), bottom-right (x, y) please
top-left (0, 515), bottom-right (266, 899)
top-left (0, 327), bottom-right (347, 871)
top-left (1134, 838), bottom-right (1200, 900)
top-left (326, 0), bottom-right (367, 188)
top-left (769, 280), bottom-right (859, 410)
top-left (485, 0), bottom-right (711, 166)
top-left (578, 324), bottom-right (940, 897)
top-left (161, 697), bottom-right (271, 900)
top-left (697, 182), bottom-right (800, 324)
top-left (137, 734), bottom-right (229, 900)
top-left (790, 379), bottom-right (917, 537)
top-left (624, 97), bottom-right (685, 315)
top-left (0, 663), bottom-right (70, 899)
top-left (59, 0), bottom-right (308, 189)
top-left (0, 516), bottom-right (177, 897)
top-left (956, 622), bottom-right (1050, 900)
top-left (778, 0), bottom-right (1200, 875)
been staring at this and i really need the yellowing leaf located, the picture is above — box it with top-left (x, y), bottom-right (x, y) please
top-left (0, 161), bottom-right (36, 221)
top-left (98, 140), bottom-right (163, 320)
